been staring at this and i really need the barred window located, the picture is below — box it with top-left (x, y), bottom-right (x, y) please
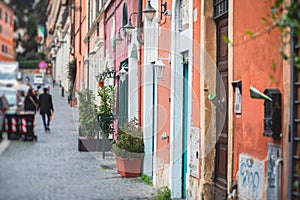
top-left (214, 0), bottom-right (228, 19)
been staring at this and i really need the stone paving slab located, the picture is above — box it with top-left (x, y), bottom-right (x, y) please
top-left (0, 86), bottom-right (156, 200)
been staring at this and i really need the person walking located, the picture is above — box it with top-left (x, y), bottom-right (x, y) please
top-left (38, 87), bottom-right (54, 131)
top-left (24, 88), bottom-right (38, 113)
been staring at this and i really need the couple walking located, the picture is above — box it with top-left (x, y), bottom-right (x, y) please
top-left (24, 87), bottom-right (54, 131)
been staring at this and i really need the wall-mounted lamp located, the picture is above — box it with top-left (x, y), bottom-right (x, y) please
top-left (119, 67), bottom-right (128, 83)
top-left (160, 2), bottom-right (168, 21)
top-left (84, 57), bottom-right (90, 64)
top-left (59, 39), bottom-right (67, 44)
top-left (89, 49), bottom-right (97, 57)
top-left (151, 59), bottom-right (166, 80)
top-left (95, 74), bottom-right (103, 82)
top-left (208, 94), bottom-right (225, 112)
top-left (143, 0), bottom-right (156, 21)
top-left (123, 12), bottom-right (138, 30)
top-left (115, 27), bottom-right (124, 42)
top-left (107, 68), bottom-right (117, 79)
top-left (95, 68), bottom-right (117, 87)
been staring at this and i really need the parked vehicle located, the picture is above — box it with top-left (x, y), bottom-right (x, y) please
top-left (33, 73), bottom-right (44, 85)
top-left (0, 87), bottom-right (22, 112)
top-left (0, 61), bottom-right (19, 87)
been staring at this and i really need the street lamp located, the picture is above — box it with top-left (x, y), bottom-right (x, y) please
top-left (152, 59), bottom-right (166, 80)
top-left (143, 0), bottom-right (156, 21)
top-left (123, 12), bottom-right (137, 31)
top-left (119, 67), bottom-right (128, 83)
top-left (107, 68), bottom-right (117, 79)
top-left (115, 27), bottom-right (124, 42)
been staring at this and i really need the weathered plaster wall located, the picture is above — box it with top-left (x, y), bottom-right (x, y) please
top-left (233, 0), bottom-right (284, 199)
top-left (199, 0), bottom-right (218, 199)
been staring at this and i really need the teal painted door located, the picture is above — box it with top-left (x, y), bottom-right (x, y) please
top-left (182, 62), bottom-right (188, 198)
top-left (118, 60), bottom-right (128, 127)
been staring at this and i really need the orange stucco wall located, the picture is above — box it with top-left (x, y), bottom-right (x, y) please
top-left (233, 0), bottom-right (283, 179)
top-left (192, 0), bottom-right (201, 129)
top-left (0, 2), bottom-right (15, 61)
top-left (193, 0), bottom-right (202, 182)
top-left (74, 0), bottom-right (87, 91)
top-left (156, 0), bottom-right (172, 163)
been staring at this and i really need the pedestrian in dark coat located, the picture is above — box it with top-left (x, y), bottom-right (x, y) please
top-left (38, 87), bottom-right (54, 131)
top-left (24, 88), bottom-right (38, 113)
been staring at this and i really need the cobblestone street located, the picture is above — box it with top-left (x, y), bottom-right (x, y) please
top-left (0, 86), bottom-right (156, 200)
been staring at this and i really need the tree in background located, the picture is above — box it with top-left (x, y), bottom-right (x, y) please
top-left (4, 0), bottom-right (49, 61)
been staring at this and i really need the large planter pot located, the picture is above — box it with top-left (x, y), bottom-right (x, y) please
top-left (116, 157), bottom-right (143, 178)
top-left (78, 137), bottom-right (112, 152)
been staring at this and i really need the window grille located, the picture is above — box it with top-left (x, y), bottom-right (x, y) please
top-left (213, 0), bottom-right (228, 19)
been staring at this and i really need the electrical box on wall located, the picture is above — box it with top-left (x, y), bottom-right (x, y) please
top-left (263, 89), bottom-right (281, 139)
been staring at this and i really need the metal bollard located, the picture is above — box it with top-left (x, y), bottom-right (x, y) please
top-left (62, 86), bottom-right (64, 97)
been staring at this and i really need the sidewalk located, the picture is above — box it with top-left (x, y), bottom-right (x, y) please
top-left (0, 85), bottom-right (156, 200)
top-left (50, 85), bottom-right (118, 168)
top-left (0, 133), bottom-right (10, 155)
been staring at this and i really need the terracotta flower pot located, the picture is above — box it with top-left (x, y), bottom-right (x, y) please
top-left (98, 81), bottom-right (104, 87)
top-left (116, 157), bottom-right (143, 178)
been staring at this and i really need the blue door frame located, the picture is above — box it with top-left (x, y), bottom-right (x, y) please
top-left (182, 63), bottom-right (188, 198)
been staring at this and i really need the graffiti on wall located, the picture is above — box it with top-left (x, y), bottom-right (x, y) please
top-left (238, 154), bottom-right (264, 200)
top-left (266, 143), bottom-right (281, 199)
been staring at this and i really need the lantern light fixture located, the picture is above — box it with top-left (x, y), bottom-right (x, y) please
top-left (123, 12), bottom-right (138, 30)
top-left (152, 59), bottom-right (166, 80)
top-left (119, 67), bottom-right (128, 83)
top-left (143, 0), bottom-right (156, 21)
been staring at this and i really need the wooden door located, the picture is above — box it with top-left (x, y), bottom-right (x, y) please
top-left (215, 16), bottom-right (228, 198)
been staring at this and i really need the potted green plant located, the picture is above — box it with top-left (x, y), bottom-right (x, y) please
top-left (97, 85), bottom-right (115, 138)
top-left (113, 118), bottom-right (144, 178)
top-left (77, 89), bottom-right (102, 151)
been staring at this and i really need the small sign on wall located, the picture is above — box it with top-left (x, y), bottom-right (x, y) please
top-left (232, 80), bottom-right (242, 114)
top-left (234, 87), bottom-right (242, 114)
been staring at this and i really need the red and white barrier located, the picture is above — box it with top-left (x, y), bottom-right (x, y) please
top-left (21, 118), bottom-right (27, 134)
top-left (11, 117), bottom-right (17, 133)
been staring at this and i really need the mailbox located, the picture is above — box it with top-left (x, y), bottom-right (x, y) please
top-left (263, 89), bottom-right (281, 139)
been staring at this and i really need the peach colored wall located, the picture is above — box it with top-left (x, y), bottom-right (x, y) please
top-left (193, 0), bottom-right (201, 186)
top-left (192, 0), bottom-right (201, 129)
top-left (0, 2), bottom-right (15, 61)
top-left (74, 0), bottom-right (87, 91)
top-left (233, 0), bottom-right (283, 180)
top-left (156, 0), bottom-right (172, 164)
